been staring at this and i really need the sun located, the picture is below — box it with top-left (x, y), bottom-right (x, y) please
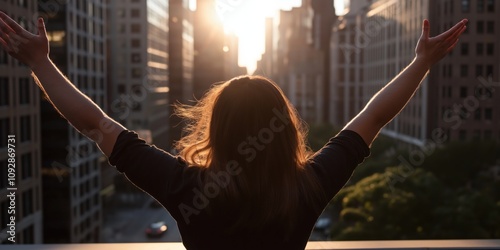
top-left (215, 0), bottom-right (275, 73)
top-left (216, 0), bottom-right (302, 73)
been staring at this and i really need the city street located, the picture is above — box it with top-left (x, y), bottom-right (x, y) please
top-left (102, 193), bottom-right (182, 243)
top-left (101, 192), bottom-right (330, 243)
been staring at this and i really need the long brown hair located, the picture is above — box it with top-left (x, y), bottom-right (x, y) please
top-left (175, 75), bottom-right (325, 233)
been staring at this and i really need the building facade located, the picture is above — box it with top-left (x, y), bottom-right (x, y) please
top-left (0, 1), bottom-right (43, 244)
top-left (107, 0), bottom-right (170, 149)
top-left (331, 0), bottom-right (500, 146)
top-left (41, 0), bottom-right (106, 243)
top-left (168, 0), bottom-right (194, 148)
top-left (192, 0), bottom-right (225, 99)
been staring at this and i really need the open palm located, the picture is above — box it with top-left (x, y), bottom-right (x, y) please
top-left (0, 12), bottom-right (49, 68)
top-left (415, 19), bottom-right (467, 67)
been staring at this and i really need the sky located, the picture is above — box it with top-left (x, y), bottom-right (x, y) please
top-left (210, 0), bottom-right (348, 73)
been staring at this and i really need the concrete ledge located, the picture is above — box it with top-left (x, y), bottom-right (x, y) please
top-left (2, 240), bottom-right (500, 250)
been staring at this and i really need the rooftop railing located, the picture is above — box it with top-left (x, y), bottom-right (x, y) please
top-left (3, 240), bottom-right (500, 250)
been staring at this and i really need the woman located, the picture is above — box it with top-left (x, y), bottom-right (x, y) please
top-left (0, 12), bottom-right (466, 249)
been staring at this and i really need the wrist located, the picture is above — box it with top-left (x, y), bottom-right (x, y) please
top-left (413, 56), bottom-right (433, 70)
top-left (29, 56), bottom-right (51, 73)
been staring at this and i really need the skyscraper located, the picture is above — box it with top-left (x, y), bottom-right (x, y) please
top-left (331, 0), bottom-right (500, 145)
top-left (0, 1), bottom-right (43, 244)
top-left (107, 0), bottom-right (170, 150)
top-left (168, 0), bottom-right (194, 148)
top-left (193, 0), bottom-right (225, 99)
top-left (40, 0), bottom-right (106, 243)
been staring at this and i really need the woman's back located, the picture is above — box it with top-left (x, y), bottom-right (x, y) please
top-left (109, 128), bottom-right (369, 249)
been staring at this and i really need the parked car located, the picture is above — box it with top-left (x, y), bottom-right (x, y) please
top-left (145, 221), bottom-right (167, 237)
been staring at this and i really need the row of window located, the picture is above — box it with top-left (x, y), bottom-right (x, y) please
top-left (441, 63), bottom-right (495, 79)
top-left (442, 106), bottom-right (494, 120)
top-left (458, 129), bottom-right (497, 141)
top-left (441, 84), bottom-right (495, 100)
top-left (460, 42), bottom-right (495, 56)
top-left (0, 117), bottom-right (32, 149)
top-left (117, 8), bottom-right (142, 18)
top-left (460, 0), bottom-right (495, 13)
top-left (0, 77), bottom-right (32, 106)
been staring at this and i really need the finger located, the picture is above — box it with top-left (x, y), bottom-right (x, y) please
top-left (435, 19), bottom-right (467, 40)
top-left (0, 37), bottom-right (13, 53)
top-left (0, 11), bottom-right (29, 35)
top-left (444, 25), bottom-right (466, 45)
top-left (37, 18), bottom-right (47, 37)
top-left (421, 19), bottom-right (430, 40)
top-left (0, 17), bottom-right (16, 35)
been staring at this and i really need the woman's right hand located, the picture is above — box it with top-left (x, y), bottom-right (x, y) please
top-left (0, 12), bottom-right (50, 68)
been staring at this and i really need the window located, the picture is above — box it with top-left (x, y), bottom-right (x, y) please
top-left (484, 108), bottom-right (493, 120)
top-left (487, 0), bottom-right (495, 12)
top-left (131, 24), bottom-right (141, 33)
top-left (477, 21), bottom-right (484, 33)
top-left (1, 201), bottom-right (9, 228)
top-left (117, 84), bottom-right (126, 94)
top-left (0, 49), bottom-right (7, 64)
top-left (21, 153), bottom-right (32, 180)
top-left (476, 43), bottom-right (484, 55)
top-left (131, 9), bottom-right (140, 18)
top-left (486, 65), bottom-right (494, 77)
top-left (461, 0), bottom-right (470, 12)
top-left (460, 86), bottom-right (468, 98)
top-left (132, 68), bottom-right (143, 78)
top-left (476, 64), bottom-right (483, 77)
top-left (477, 0), bottom-right (485, 12)
top-left (474, 108), bottom-right (481, 120)
top-left (486, 21), bottom-right (494, 34)
top-left (20, 116), bottom-right (31, 142)
top-left (0, 160), bottom-right (7, 189)
top-left (0, 118), bottom-right (9, 148)
top-left (131, 53), bottom-right (141, 63)
top-left (131, 39), bottom-right (141, 48)
top-left (22, 189), bottom-right (33, 218)
top-left (0, 77), bottom-right (8, 106)
top-left (461, 43), bottom-right (469, 55)
top-left (19, 78), bottom-right (30, 105)
top-left (486, 43), bottom-right (494, 55)
top-left (460, 64), bottom-right (468, 77)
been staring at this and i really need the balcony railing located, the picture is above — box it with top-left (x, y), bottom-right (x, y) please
top-left (3, 240), bottom-right (500, 250)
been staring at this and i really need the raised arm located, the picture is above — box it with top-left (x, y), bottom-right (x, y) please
top-left (344, 19), bottom-right (467, 147)
top-left (0, 13), bottom-right (125, 156)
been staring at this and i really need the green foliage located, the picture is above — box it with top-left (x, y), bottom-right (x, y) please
top-left (306, 123), bottom-right (339, 151)
top-left (326, 139), bottom-right (500, 240)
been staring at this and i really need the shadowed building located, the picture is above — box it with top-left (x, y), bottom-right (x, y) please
top-left (0, 1), bottom-right (43, 244)
top-left (40, 0), bottom-right (106, 243)
top-left (193, 0), bottom-right (225, 99)
top-left (168, 0), bottom-right (194, 149)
